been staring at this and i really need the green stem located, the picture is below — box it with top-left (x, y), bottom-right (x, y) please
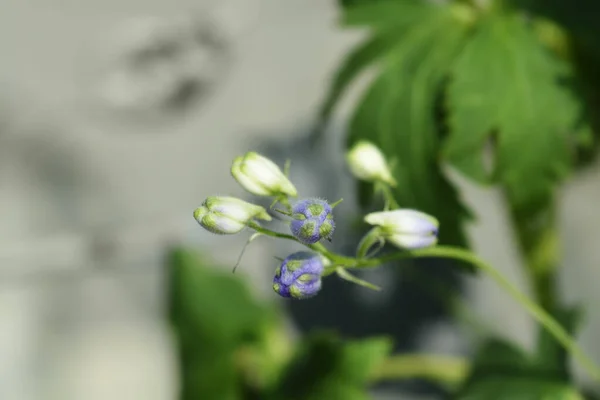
top-left (506, 199), bottom-right (559, 312)
top-left (247, 222), bottom-right (354, 264)
top-left (370, 354), bottom-right (469, 387)
top-left (335, 267), bottom-right (382, 291)
top-left (247, 223), bottom-right (600, 382)
top-left (358, 246), bottom-right (600, 383)
top-left (376, 181), bottom-right (400, 210)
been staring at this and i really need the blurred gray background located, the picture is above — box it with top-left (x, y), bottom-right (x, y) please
top-left (1, 0), bottom-right (600, 399)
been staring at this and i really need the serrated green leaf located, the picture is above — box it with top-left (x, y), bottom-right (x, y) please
top-left (269, 333), bottom-right (392, 400)
top-left (347, 4), bottom-right (473, 248)
top-left (319, 27), bottom-right (417, 124)
top-left (445, 12), bottom-right (585, 210)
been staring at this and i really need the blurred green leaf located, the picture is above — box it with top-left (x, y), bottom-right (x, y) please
top-left (168, 247), bottom-right (284, 400)
top-left (457, 338), bottom-right (584, 400)
top-left (319, 0), bottom-right (439, 126)
top-left (168, 247), bottom-right (269, 347)
top-left (508, 0), bottom-right (600, 59)
top-left (337, 0), bottom-right (396, 10)
top-left (268, 333), bottom-right (393, 400)
top-left (445, 11), bottom-right (586, 211)
top-left (458, 377), bottom-right (584, 400)
top-left (341, 0), bottom-right (433, 29)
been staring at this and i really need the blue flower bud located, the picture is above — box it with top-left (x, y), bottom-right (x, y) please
top-left (272, 252), bottom-right (324, 299)
top-left (289, 198), bottom-right (335, 244)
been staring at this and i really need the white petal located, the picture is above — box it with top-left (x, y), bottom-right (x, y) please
top-left (387, 234), bottom-right (437, 249)
top-left (347, 141), bottom-right (395, 185)
top-left (365, 209), bottom-right (438, 235)
top-left (202, 213), bottom-right (246, 234)
top-left (231, 157), bottom-right (272, 196)
top-left (205, 197), bottom-right (264, 221)
top-left (243, 153), bottom-right (285, 189)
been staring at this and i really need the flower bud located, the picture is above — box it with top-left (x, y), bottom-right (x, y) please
top-left (193, 196), bottom-right (271, 235)
top-left (364, 209), bottom-right (439, 249)
top-left (289, 198), bottom-right (335, 244)
top-left (231, 152), bottom-right (297, 197)
top-left (346, 141), bottom-right (396, 186)
top-left (272, 252), bottom-right (324, 299)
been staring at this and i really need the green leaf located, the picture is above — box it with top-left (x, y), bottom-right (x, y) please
top-left (337, 0), bottom-right (399, 10)
top-left (168, 247), bottom-right (269, 347)
top-left (342, 0), bottom-right (432, 29)
top-left (445, 12), bottom-right (585, 210)
top-left (509, 0), bottom-right (600, 59)
top-left (458, 377), bottom-right (584, 400)
top-left (319, 1), bottom-right (439, 125)
top-left (168, 247), bottom-right (283, 400)
top-left (457, 338), bottom-right (584, 400)
top-left (346, 3), bottom-right (473, 248)
top-left (269, 333), bottom-right (392, 400)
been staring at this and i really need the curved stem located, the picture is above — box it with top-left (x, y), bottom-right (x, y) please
top-left (247, 222), bottom-right (355, 265)
top-left (370, 354), bottom-right (469, 387)
top-left (375, 181), bottom-right (400, 210)
top-left (246, 222), bottom-right (600, 382)
top-left (359, 246), bottom-right (600, 383)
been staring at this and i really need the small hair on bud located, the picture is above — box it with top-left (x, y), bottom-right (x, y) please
top-left (232, 232), bottom-right (263, 273)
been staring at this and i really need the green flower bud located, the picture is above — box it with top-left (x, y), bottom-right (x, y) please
top-left (346, 141), bottom-right (396, 186)
top-left (231, 152), bottom-right (297, 197)
top-left (193, 196), bottom-right (271, 235)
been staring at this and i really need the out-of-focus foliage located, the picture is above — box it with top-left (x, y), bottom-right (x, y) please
top-left (167, 248), bottom-right (393, 400)
top-left (458, 339), bottom-right (583, 399)
top-left (455, 305), bottom-right (584, 398)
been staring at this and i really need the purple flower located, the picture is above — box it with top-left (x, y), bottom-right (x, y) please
top-left (289, 198), bottom-right (335, 244)
top-left (273, 252), bottom-right (324, 299)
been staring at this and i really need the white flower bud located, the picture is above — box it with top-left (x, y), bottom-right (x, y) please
top-left (364, 209), bottom-right (439, 249)
top-left (231, 152), bottom-right (297, 197)
top-left (193, 196), bottom-right (271, 234)
top-left (346, 141), bottom-right (396, 186)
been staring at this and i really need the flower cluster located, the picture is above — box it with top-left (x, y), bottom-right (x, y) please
top-left (194, 142), bottom-right (439, 300)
